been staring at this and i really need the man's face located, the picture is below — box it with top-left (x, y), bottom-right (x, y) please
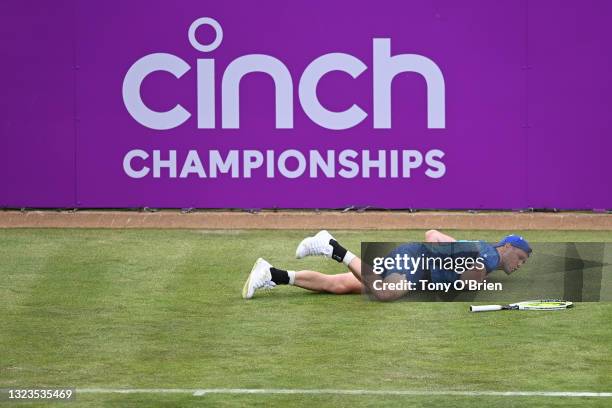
top-left (501, 245), bottom-right (529, 275)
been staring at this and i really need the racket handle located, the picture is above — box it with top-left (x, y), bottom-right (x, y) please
top-left (470, 304), bottom-right (503, 312)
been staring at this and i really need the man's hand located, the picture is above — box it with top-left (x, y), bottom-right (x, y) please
top-left (460, 266), bottom-right (487, 283)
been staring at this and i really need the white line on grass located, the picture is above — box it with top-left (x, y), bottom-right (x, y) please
top-left (77, 388), bottom-right (612, 398)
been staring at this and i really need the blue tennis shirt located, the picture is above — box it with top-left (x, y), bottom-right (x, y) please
top-left (382, 240), bottom-right (500, 284)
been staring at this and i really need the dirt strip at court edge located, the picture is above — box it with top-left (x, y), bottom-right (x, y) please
top-left (0, 210), bottom-right (611, 230)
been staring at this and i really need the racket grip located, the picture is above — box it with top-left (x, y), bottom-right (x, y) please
top-left (470, 305), bottom-right (503, 312)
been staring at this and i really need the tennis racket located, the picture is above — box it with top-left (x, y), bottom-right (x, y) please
top-left (470, 299), bottom-right (573, 312)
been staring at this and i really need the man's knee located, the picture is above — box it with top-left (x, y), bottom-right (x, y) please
top-left (328, 274), bottom-right (360, 294)
top-left (425, 229), bottom-right (439, 241)
top-left (329, 280), bottom-right (352, 294)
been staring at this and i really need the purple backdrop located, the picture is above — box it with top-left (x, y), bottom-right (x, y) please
top-left (1, 0), bottom-right (610, 209)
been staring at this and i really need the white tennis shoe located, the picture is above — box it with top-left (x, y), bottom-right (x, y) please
top-left (242, 258), bottom-right (275, 299)
top-left (295, 230), bottom-right (335, 259)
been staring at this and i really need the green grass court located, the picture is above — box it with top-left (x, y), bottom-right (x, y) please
top-left (1, 229), bottom-right (611, 407)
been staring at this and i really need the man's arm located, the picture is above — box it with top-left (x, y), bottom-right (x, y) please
top-left (424, 231), bottom-right (489, 285)
top-left (425, 230), bottom-right (457, 243)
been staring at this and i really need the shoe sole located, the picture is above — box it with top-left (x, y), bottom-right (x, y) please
top-left (295, 237), bottom-right (310, 259)
top-left (295, 230), bottom-right (333, 259)
top-left (242, 258), bottom-right (263, 299)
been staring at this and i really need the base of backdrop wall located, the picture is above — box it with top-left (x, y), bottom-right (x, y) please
top-left (0, 210), bottom-right (610, 230)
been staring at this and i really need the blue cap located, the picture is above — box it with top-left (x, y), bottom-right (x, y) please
top-left (495, 235), bottom-right (532, 255)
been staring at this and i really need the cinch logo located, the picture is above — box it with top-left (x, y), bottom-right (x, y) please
top-left (122, 17), bottom-right (446, 131)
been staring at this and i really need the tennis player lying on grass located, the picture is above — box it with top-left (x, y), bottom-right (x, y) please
top-left (242, 230), bottom-right (532, 300)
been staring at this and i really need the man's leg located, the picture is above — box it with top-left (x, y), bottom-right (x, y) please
top-left (242, 258), bottom-right (362, 299)
top-left (425, 229), bottom-right (456, 243)
top-left (293, 271), bottom-right (362, 294)
top-left (243, 230), bottom-right (365, 299)
top-left (295, 230), bottom-right (420, 301)
top-left (295, 230), bottom-right (363, 283)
